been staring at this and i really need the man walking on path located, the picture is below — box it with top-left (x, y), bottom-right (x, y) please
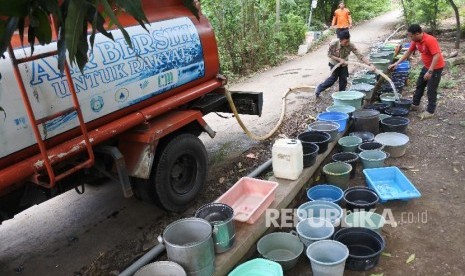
top-left (315, 30), bottom-right (375, 97)
top-left (332, 2), bottom-right (352, 38)
top-left (389, 24), bottom-right (445, 120)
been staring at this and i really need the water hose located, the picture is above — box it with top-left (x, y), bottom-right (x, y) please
top-left (224, 61), bottom-right (398, 141)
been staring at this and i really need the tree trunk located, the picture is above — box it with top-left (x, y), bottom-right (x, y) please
top-left (446, 0), bottom-right (461, 49)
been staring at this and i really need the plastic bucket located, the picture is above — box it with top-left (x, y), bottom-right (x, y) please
top-left (307, 184), bottom-right (344, 203)
top-left (352, 110), bottom-right (380, 135)
top-left (257, 232), bottom-right (304, 271)
top-left (374, 132), bottom-right (409, 157)
top-left (371, 59), bottom-right (390, 72)
top-left (333, 227), bottom-right (385, 271)
top-left (351, 78), bottom-right (376, 85)
top-left (134, 261), bottom-right (187, 276)
top-left (306, 240), bottom-right (349, 276)
top-left (295, 217), bottom-right (335, 247)
top-left (364, 102), bottom-right (389, 114)
top-left (349, 131), bottom-right (374, 142)
top-left (298, 131), bottom-right (331, 154)
top-left (344, 211), bottom-right (385, 233)
top-left (338, 136), bottom-right (363, 152)
top-left (325, 105), bottom-right (356, 117)
top-left (302, 143), bottom-right (319, 168)
top-left (378, 114), bottom-right (391, 121)
top-left (307, 121), bottom-right (340, 142)
top-left (316, 112), bottom-right (349, 132)
top-left (331, 91), bottom-right (365, 110)
top-left (296, 201), bottom-right (343, 226)
top-left (359, 150), bottom-right (388, 169)
top-left (195, 203), bottom-right (235, 253)
top-left (385, 106), bottom-right (409, 117)
top-left (380, 116), bottom-right (410, 133)
top-left (394, 98), bottom-right (413, 110)
top-left (331, 152), bottom-right (359, 178)
top-left (358, 141), bottom-right (384, 152)
top-left (162, 218), bottom-right (215, 276)
top-left (322, 162), bottom-right (352, 189)
top-left (343, 186), bottom-right (379, 211)
top-left (379, 93), bottom-right (397, 106)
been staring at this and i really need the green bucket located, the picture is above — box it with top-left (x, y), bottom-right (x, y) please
top-left (371, 59), bottom-right (391, 72)
top-left (325, 105), bottom-right (356, 115)
top-left (344, 211), bottom-right (385, 233)
top-left (379, 93), bottom-right (397, 106)
top-left (352, 78), bottom-right (376, 85)
top-left (331, 91), bottom-right (365, 109)
top-left (322, 162), bottom-right (352, 189)
top-left (338, 136), bottom-right (363, 152)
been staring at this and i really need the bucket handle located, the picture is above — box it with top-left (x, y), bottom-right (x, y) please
top-left (289, 230), bottom-right (299, 237)
top-left (382, 151), bottom-right (390, 159)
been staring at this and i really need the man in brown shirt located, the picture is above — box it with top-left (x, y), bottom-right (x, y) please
top-left (315, 30), bottom-right (375, 97)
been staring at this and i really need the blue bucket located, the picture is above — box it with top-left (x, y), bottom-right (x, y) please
top-left (307, 184), bottom-right (344, 203)
top-left (317, 112), bottom-right (349, 132)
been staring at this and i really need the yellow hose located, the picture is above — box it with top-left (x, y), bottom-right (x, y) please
top-left (225, 61), bottom-right (398, 141)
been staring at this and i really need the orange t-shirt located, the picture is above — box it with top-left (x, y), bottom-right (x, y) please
top-left (332, 8), bottom-right (351, 28)
top-left (408, 33), bottom-right (445, 69)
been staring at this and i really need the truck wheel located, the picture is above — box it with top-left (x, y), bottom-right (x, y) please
top-left (151, 133), bottom-right (208, 212)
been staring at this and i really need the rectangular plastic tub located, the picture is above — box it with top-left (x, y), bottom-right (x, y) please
top-left (216, 177), bottom-right (279, 224)
top-left (363, 166), bottom-right (421, 202)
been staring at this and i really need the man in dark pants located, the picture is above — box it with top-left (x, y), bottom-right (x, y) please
top-left (315, 30), bottom-right (375, 97)
top-left (389, 24), bottom-right (445, 120)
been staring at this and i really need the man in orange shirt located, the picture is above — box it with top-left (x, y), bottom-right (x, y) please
top-left (389, 24), bottom-right (445, 119)
top-left (331, 2), bottom-right (352, 38)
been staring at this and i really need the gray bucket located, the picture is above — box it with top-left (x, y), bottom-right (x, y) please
top-left (295, 217), bottom-right (334, 247)
top-left (162, 218), bottom-right (215, 276)
top-left (134, 261), bottom-right (187, 276)
top-left (352, 110), bottom-right (380, 135)
top-left (257, 232), bottom-right (304, 271)
top-left (195, 203), bottom-right (235, 253)
top-left (306, 240), bottom-right (349, 276)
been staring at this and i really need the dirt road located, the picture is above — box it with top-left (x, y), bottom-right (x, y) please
top-left (0, 10), bottom-right (402, 276)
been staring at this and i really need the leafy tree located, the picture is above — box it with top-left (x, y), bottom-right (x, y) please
top-left (0, 0), bottom-right (197, 72)
top-left (445, 0), bottom-right (460, 48)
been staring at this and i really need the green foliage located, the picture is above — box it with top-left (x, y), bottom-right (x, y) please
top-left (439, 77), bottom-right (458, 89)
top-left (0, 0), bottom-right (198, 72)
top-left (345, 0), bottom-right (391, 21)
top-left (400, 0), bottom-right (450, 32)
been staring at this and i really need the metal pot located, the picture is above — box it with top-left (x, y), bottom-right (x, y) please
top-left (195, 203), bottom-right (235, 253)
top-left (162, 218), bottom-right (215, 276)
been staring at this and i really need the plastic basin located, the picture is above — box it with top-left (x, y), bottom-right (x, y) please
top-left (351, 78), bottom-right (376, 85)
top-left (363, 166), bottom-right (421, 202)
top-left (326, 105), bottom-right (356, 116)
top-left (306, 240), bottom-right (349, 276)
top-left (364, 102), bottom-right (389, 114)
top-left (338, 136), bottom-right (363, 152)
top-left (296, 217), bottom-right (334, 247)
top-left (359, 150), bottom-right (389, 169)
top-left (371, 58), bottom-right (390, 72)
top-left (394, 98), bottom-right (413, 109)
top-left (228, 258), bottom-right (283, 276)
top-left (298, 131), bottom-right (331, 154)
top-left (379, 93), bottom-right (398, 106)
top-left (349, 131), bottom-right (374, 142)
top-left (296, 200), bottom-right (343, 226)
top-left (322, 162), bottom-right (352, 189)
top-left (135, 262), bottom-right (187, 276)
top-left (333, 227), bottom-right (385, 271)
top-left (316, 112), bottom-right (349, 132)
top-left (385, 106), bottom-right (409, 117)
top-left (344, 211), bottom-right (385, 233)
top-left (307, 121), bottom-right (340, 142)
top-left (307, 184), bottom-right (344, 203)
top-left (216, 177), bottom-right (278, 224)
top-left (331, 91), bottom-right (365, 110)
top-left (343, 186), bottom-right (379, 211)
top-left (358, 141), bottom-right (384, 152)
top-left (374, 132), bottom-right (409, 157)
top-left (380, 116), bottom-right (410, 133)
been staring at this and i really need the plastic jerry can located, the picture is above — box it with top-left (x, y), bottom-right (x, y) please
top-left (272, 139), bottom-right (304, 180)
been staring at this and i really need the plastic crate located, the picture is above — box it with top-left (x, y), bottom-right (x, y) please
top-left (363, 167), bottom-right (421, 202)
top-left (216, 177), bottom-right (278, 224)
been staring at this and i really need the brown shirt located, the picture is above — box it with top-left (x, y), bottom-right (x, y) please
top-left (328, 39), bottom-right (364, 65)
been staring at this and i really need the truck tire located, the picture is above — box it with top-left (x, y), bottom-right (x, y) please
top-left (150, 133), bottom-right (207, 212)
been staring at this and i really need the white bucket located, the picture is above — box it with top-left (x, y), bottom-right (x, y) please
top-left (306, 240), bottom-right (349, 276)
top-left (295, 217), bottom-right (334, 247)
